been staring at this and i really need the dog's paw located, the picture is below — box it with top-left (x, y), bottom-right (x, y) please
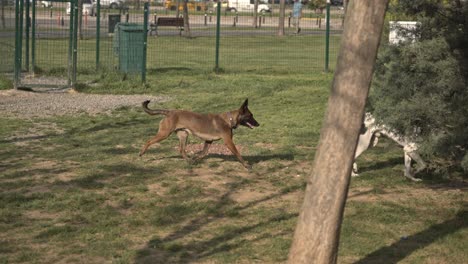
top-left (404, 171), bottom-right (422, 182)
top-left (406, 175), bottom-right (422, 182)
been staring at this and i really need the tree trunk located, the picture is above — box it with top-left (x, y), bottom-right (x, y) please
top-left (78, 0), bottom-right (83, 40)
top-left (344, 0), bottom-right (349, 13)
top-left (182, 0), bottom-right (191, 37)
top-left (287, 1), bottom-right (389, 263)
top-left (253, 0), bottom-right (258, 28)
top-left (176, 0), bottom-right (180, 18)
top-left (1, 0), bottom-right (6, 29)
top-left (277, 0), bottom-right (285, 36)
top-left (343, 0), bottom-right (350, 17)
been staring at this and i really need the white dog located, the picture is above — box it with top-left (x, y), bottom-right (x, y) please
top-left (352, 113), bottom-right (426, 181)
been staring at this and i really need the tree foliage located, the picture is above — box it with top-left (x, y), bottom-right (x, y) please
top-left (369, 0), bottom-right (468, 175)
top-left (308, 0), bottom-right (326, 12)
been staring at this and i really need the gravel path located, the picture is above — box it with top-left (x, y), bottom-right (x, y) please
top-left (0, 89), bottom-right (169, 119)
top-left (0, 89), bottom-right (243, 156)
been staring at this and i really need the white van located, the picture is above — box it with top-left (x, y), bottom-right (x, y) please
top-left (29, 0), bottom-right (53, 8)
top-left (40, 1), bottom-right (52, 7)
top-left (226, 0), bottom-right (271, 13)
top-left (100, 0), bottom-right (126, 9)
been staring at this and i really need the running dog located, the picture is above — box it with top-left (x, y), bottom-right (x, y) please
top-left (139, 99), bottom-right (259, 169)
top-left (353, 113), bottom-right (426, 181)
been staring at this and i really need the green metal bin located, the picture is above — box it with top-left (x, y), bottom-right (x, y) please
top-left (114, 23), bottom-right (145, 74)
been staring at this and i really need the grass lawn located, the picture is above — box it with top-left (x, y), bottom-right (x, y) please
top-left (27, 34), bottom-right (341, 75)
top-left (1, 41), bottom-right (467, 262)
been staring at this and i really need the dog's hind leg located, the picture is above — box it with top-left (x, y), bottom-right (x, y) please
top-left (176, 130), bottom-right (190, 161)
top-left (139, 119), bottom-right (173, 157)
top-left (193, 141), bottom-right (212, 161)
top-left (139, 132), bottom-right (171, 156)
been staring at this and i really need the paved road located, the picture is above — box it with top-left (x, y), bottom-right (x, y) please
top-left (1, 9), bottom-right (343, 38)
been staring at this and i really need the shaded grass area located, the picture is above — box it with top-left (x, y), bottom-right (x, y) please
top-left (1, 71), bottom-right (467, 263)
top-left (0, 74), bottom-right (13, 90)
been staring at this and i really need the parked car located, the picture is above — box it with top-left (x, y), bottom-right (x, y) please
top-left (66, 0), bottom-right (126, 14)
top-left (40, 1), bottom-right (52, 7)
top-left (27, 0), bottom-right (53, 8)
top-left (165, 0), bottom-right (207, 12)
top-left (66, 0), bottom-right (95, 16)
top-left (226, 0), bottom-right (271, 13)
top-left (100, 0), bottom-right (126, 9)
top-left (212, 0), bottom-right (229, 9)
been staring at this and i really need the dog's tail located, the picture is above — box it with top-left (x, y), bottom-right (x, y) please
top-left (142, 100), bottom-right (170, 116)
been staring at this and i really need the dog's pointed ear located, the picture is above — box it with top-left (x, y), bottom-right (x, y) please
top-left (240, 99), bottom-right (249, 110)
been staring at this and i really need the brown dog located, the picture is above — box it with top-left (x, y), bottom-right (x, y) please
top-left (139, 99), bottom-right (259, 168)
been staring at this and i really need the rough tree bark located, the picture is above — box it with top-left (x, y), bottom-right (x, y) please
top-left (277, 0), bottom-right (285, 36)
top-left (253, 0), bottom-right (258, 28)
top-left (287, 1), bottom-right (389, 263)
top-left (182, 0), bottom-right (191, 37)
top-left (176, 0), bottom-right (180, 18)
top-left (1, 0), bottom-right (6, 29)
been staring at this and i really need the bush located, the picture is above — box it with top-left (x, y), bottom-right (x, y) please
top-left (462, 154), bottom-right (468, 172)
top-left (369, 1), bottom-right (468, 177)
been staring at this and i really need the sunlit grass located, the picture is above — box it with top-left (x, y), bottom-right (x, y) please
top-left (1, 60), bottom-right (467, 263)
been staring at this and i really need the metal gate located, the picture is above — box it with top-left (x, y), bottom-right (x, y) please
top-left (14, 0), bottom-right (78, 89)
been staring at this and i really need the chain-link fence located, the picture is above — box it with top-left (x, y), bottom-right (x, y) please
top-left (0, 0), bottom-right (15, 73)
top-left (3, 0), bottom-right (344, 86)
top-left (104, 1), bottom-right (344, 74)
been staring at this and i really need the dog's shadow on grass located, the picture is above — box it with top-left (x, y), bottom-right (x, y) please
top-left (354, 209), bottom-right (468, 264)
top-left (358, 157), bottom-right (403, 174)
top-left (162, 153), bottom-right (295, 165)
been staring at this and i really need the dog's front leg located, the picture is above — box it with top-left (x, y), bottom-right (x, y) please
top-left (408, 151), bottom-right (426, 176)
top-left (351, 162), bottom-right (359, 177)
top-left (223, 136), bottom-right (251, 170)
top-left (404, 152), bottom-right (422, 182)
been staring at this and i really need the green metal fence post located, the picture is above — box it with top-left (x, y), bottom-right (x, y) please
top-left (25, 0), bottom-right (29, 71)
top-left (142, 2), bottom-right (149, 83)
top-left (325, 0), bottom-right (330, 72)
top-left (72, 0), bottom-right (78, 87)
top-left (96, 0), bottom-right (100, 70)
top-left (32, 0), bottom-right (36, 73)
top-left (14, 0), bottom-right (20, 88)
top-left (68, 0), bottom-right (74, 86)
top-left (19, 0), bottom-right (23, 72)
top-left (214, 0), bottom-right (221, 72)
